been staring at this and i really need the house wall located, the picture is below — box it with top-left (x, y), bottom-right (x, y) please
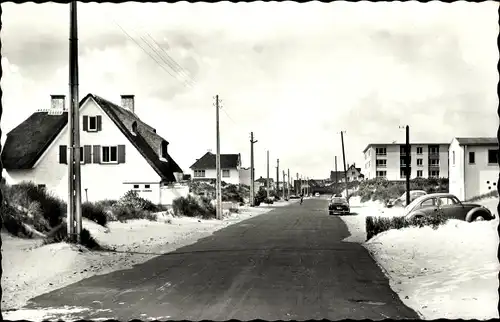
top-left (463, 145), bottom-right (499, 200)
top-left (449, 139), bottom-right (465, 200)
top-left (192, 168), bottom-right (240, 185)
top-left (160, 182), bottom-right (190, 205)
top-left (6, 97), bottom-right (161, 203)
top-left (239, 168), bottom-right (251, 187)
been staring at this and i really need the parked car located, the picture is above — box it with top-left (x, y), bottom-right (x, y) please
top-left (403, 193), bottom-right (495, 222)
top-left (289, 194), bottom-right (300, 199)
top-left (387, 190), bottom-right (427, 208)
top-left (314, 192), bottom-right (320, 197)
top-left (328, 196), bottom-right (350, 215)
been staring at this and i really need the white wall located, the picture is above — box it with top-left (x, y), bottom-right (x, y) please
top-left (160, 183), bottom-right (189, 205)
top-left (239, 168), bottom-right (251, 186)
top-left (449, 139), bottom-right (465, 200)
top-left (464, 145), bottom-right (499, 200)
top-left (192, 168), bottom-right (240, 185)
top-left (6, 97), bottom-right (161, 203)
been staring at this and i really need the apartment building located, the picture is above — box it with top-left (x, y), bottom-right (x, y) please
top-left (363, 143), bottom-right (450, 180)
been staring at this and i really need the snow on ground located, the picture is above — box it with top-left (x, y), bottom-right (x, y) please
top-left (341, 196), bottom-right (500, 320)
top-left (1, 204), bottom-right (276, 313)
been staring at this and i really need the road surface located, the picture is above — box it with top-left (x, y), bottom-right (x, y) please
top-left (13, 198), bottom-right (419, 320)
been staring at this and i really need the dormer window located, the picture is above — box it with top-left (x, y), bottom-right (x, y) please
top-left (131, 121), bottom-right (138, 135)
top-left (83, 115), bottom-right (102, 132)
top-left (160, 141), bottom-right (168, 159)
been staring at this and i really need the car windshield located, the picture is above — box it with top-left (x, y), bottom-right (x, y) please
top-left (332, 197), bottom-right (347, 203)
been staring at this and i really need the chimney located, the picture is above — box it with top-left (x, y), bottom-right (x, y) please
top-left (121, 95), bottom-right (135, 113)
top-left (51, 95), bottom-right (66, 110)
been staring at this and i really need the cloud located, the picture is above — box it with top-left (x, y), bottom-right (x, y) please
top-left (1, 2), bottom-right (498, 179)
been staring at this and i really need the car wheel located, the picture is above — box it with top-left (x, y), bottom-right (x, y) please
top-left (473, 215), bottom-right (485, 222)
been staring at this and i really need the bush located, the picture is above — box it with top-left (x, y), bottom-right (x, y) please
top-left (118, 190), bottom-right (160, 212)
top-left (366, 210), bottom-right (448, 241)
top-left (172, 195), bottom-right (216, 219)
top-left (2, 181), bottom-right (66, 228)
top-left (112, 204), bottom-right (149, 222)
top-left (82, 202), bottom-right (108, 227)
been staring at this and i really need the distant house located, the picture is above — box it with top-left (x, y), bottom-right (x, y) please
top-left (255, 176), bottom-right (275, 191)
top-left (1, 94), bottom-right (186, 205)
top-left (449, 137), bottom-right (499, 201)
top-left (190, 152), bottom-right (243, 185)
top-left (330, 164), bottom-right (364, 183)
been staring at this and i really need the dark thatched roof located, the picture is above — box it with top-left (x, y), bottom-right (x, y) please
top-left (190, 152), bottom-right (241, 169)
top-left (2, 93), bottom-right (183, 182)
top-left (455, 137), bottom-right (498, 146)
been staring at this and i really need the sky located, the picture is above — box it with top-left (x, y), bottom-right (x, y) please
top-left (1, 1), bottom-right (499, 180)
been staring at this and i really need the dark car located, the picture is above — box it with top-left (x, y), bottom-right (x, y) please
top-left (328, 197), bottom-right (350, 215)
top-left (403, 193), bottom-right (495, 222)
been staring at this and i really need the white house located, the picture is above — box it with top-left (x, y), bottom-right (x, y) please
top-left (2, 94), bottom-right (187, 205)
top-left (449, 137), bottom-right (499, 201)
top-left (190, 152), bottom-right (244, 185)
top-left (330, 164), bottom-right (365, 183)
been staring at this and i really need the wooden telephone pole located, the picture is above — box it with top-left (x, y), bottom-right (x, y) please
top-left (250, 132), bottom-right (258, 206)
top-left (340, 131), bottom-right (349, 200)
top-left (287, 168), bottom-right (290, 200)
top-left (405, 125), bottom-right (411, 206)
top-left (215, 95), bottom-right (222, 220)
top-left (335, 156), bottom-right (338, 196)
top-left (68, 0), bottom-right (82, 243)
top-left (282, 170), bottom-right (286, 200)
top-left (266, 150), bottom-right (270, 199)
top-left (276, 159), bottom-right (280, 198)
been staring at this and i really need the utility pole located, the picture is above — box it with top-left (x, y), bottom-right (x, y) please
top-left (296, 173), bottom-right (299, 195)
top-left (335, 156), bottom-right (338, 196)
top-left (405, 125), bottom-right (411, 206)
top-left (68, 0), bottom-right (82, 244)
top-left (250, 132), bottom-right (258, 206)
top-left (215, 95), bottom-right (222, 220)
top-left (266, 150), bottom-right (270, 199)
top-left (287, 169), bottom-right (290, 200)
top-left (282, 170), bottom-right (286, 200)
top-left (276, 159), bottom-right (280, 199)
top-left (340, 131), bottom-right (349, 200)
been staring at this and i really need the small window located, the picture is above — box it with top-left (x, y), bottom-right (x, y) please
top-left (376, 159), bottom-right (386, 167)
top-left (80, 147), bottom-right (84, 164)
top-left (161, 141), bottom-right (168, 159)
top-left (376, 148), bottom-right (387, 156)
top-left (132, 121), bottom-right (138, 135)
top-left (145, 184), bottom-right (150, 189)
top-left (452, 151), bottom-right (455, 165)
top-left (222, 169), bottom-right (230, 178)
top-left (102, 146), bottom-right (118, 163)
top-left (194, 170), bottom-right (206, 178)
top-left (417, 170), bottom-right (423, 178)
top-left (469, 152), bottom-right (475, 164)
top-left (488, 149), bottom-right (498, 164)
top-left (416, 147), bottom-right (423, 155)
top-left (417, 159), bottom-right (423, 166)
top-left (37, 184), bottom-right (46, 189)
top-left (88, 116), bottom-right (98, 131)
top-left (133, 184), bottom-right (139, 189)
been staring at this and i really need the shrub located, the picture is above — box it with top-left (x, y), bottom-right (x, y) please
top-left (467, 190), bottom-right (499, 202)
top-left (81, 202), bottom-right (108, 227)
top-left (118, 190), bottom-right (160, 212)
top-left (366, 210), bottom-right (448, 241)
top-left (3, 182), bottom-right (66, 228)
top-left (112, 204), bottom-right (149, 222)
top-left (79, 228), bottom-right (102, 250)
top-left (172, 195), bottom-right (216, 219)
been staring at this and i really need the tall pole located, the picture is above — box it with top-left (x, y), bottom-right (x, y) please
top-left (276, 159), bottom-right (280, 198)
top-left (335, 156), bottom-right (338, 196)
top-left (341, 131), bottom-right (349, 200)
top-left (69, 1), bottom-right (82, 243)
top-left (406, 125), bottom-right (411, 206)
top-left (266, 150), bottom-right (270, 199)
top-left (287, 169), bottom-right (290, 200)
top-left (296, 173), bottom-right (299, 195)
top-left (215, 95), bottom-right (222, 219)
top-left (282, 170), bottom-right (286, 200)
top-left (250, 132), bottom-right (258, 206)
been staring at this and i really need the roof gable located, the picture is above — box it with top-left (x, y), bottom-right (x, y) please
top-left (190, 152), bottom-right (240, 169)
top-left (2, 94), bottom-right (183, 182)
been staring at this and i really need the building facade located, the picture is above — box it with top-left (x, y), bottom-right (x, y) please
top-left (190, 152), bottom-right (243, 185)
top-left (449, 137), bottom-right (499, 201)
top-left (363, 143), bottom-right (450, 181)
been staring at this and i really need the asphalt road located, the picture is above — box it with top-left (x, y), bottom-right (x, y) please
top-left (19, 198), bottom-right (419, 320)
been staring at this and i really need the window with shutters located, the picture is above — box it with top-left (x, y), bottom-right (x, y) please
top-left (88, 116), bottom-right (98, 131)
top-left (102, 146), bottom-right (118, 163)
